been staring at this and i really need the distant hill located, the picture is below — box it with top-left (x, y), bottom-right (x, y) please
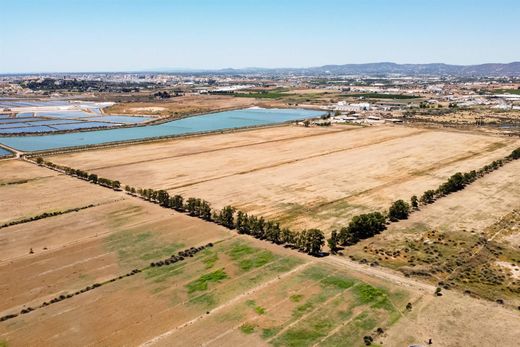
top-left (303, 62), bottom-right (520, 76)
top-left (168, 62), bottom-right (520, 77)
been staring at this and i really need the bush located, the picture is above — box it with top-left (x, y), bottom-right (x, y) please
top-left (388, 199), bottom-right (410, 221)
top-left (340, 212), bottom-right (386, 245)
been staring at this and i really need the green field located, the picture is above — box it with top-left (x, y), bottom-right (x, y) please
top-left (341, 93), bottom-right (420, 99)
top-left (492, 88), bottom-right (520, 95)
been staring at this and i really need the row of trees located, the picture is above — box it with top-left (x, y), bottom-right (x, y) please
top-left (418, 148), bottom-right (519, 207)
top-left (36, 158), bottom-right (327, 255)
top-left (37, 158), bottom-right (121, 189)
top-left (125, 186), bottom-right (326, 255)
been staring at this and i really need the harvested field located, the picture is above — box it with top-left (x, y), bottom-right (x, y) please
top-left (345, 159), bottom-right (520, 305)
top-left (0, 153), bottom-right (520, 346)
top-left (47, 125), bottom-right (520, 232)
top-left (105, 95), bottom-right (260, 117)
top-left (0, 161), bottom-right (120, 225)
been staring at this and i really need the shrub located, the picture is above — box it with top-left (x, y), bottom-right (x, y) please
top-left (388, 199), bottom-right (410, 221)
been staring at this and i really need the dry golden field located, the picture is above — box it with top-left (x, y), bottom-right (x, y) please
top-left (2, 123), bottom-right (520, 346)
top-left (47, 125), bottom-right (519, 232)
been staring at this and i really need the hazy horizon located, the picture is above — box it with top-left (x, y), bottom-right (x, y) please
top-left (2, 0), bottom-right (520, 74)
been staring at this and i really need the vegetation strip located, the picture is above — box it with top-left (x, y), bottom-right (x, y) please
top-left (0, 204), bottom-right (96, 230)
top-left (0, 243), bottom-right (213, 323)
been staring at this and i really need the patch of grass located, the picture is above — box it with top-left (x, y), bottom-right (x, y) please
top-left (322, 276), bottom-right (355, 290)
top-left (228, 242), bottom-right (256, 260)
top-left (240, 323), bottom-right (256, 334)
top-left (245, 299), bottom-right (257, 307)
top-left (255, 306), bottom-right (266, 315)
top-left (273, 327), bottom-right (324, 347)
top-left (268, 257), bottom-right (303, 273)
top-left (0, 340), bottom-right (7, 347)
top-left (294, 301), bottom-right (315, 317)
top-left (352, 283), bottom-right (387, 305)
top-left (290, 294), bottom-right (304, 302)
top-left (354, 312), bottom-right (378, 330)
top-left (262, 327), bottom-right (281, 339)
top-left (301, 265), bottom-right (328, 281)
top-left (202, 249), bottom-right (219, 269)
top-left (238, 250), bottom-right (275, 271)
top-left (234, 89), bottom-right (292, 99)
top-left (493, 88), bottom-right (520, 95)
top-left (144, 263), bottom-right (184, 283)
top-left (106, 230), bottom-right (183, 267)
top-left (189, 293), bottom-right (217, 307)
top-left (341, 92), bottom-right (420, 99)
top-left (186, 269), bottom-right (228, 293)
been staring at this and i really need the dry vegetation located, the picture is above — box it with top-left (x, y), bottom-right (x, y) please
top-left (105, 94), bottom-right (266, 117)
top-left (345, 160), bottom-right (520, 306)
top-left (47, 125), bottom-right (519, 232)
top-left (2, 122), bottom-right (519, 346)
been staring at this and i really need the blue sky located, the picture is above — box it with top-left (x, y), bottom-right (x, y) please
top-left (1, 0), bottom-right (519, 73)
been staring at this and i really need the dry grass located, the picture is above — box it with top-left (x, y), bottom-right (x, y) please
top-left (47, 125), bottom-right (519, 232)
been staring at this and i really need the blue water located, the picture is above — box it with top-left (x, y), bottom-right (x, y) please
top-left (0, 147), bottom-right (12, 157)
top-left (0, 117), bottom-right (47, 124)
top-left (37, 111), bottom-right (94, 118)
top-left (83, 115), bottom-right (152, 123)
top-left (0, 126), bottom-right (56, 134)
top-left (0, 108), bottom-right (324, 152)
top-left (50, 122), bottom-right (117, 131)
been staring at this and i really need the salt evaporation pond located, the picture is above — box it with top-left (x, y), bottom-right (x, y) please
top-left (0, 147), bottom-right (12, 157)
top-left (0, 108), bottom-right (325, 152)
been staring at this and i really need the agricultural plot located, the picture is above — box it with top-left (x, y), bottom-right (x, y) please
top-left (151, 262), bottom-right (412, 347)
top-left (345, 159), bottom-right (520, 306)
top-left (0, 160), bottom-right (119, 225)
top-left (47, 125), bottom-right (519, 233)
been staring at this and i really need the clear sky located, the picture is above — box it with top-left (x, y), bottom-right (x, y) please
top-left (1, 0), bottom-right (519, 73)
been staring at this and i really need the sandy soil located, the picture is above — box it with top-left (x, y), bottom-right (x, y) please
top-left (105, 95), bottom-right (260, 117)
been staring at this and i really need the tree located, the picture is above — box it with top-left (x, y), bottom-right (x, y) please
top-left (280, 227), bottom-right (295, 245)
top-left (339, 212), bottom-right (386, 245)
top-left (388, 199), bottom-right (410, 221)
top-left (185, 197), bottom-right (198, 215)
top-left (156, 190), bottom-right (170, 207)
top-left (111, 180), bottom-right (121, 189)
top-left (88, 173), bottom-right (98, 183)
top-left (327, 230), bottom-right (339, 254)
top-left (508, 147), bottom-right (520, 160)
top-left (438, 172), bottom-right (466, 195)
top-left (169, 195), bottom-right (184, 211)
top-left (217, 206), bottom-right (235, 229)
top-left (236, 211), bottom-right (247, 233)
top-left (199, 200), bottom-right (212, 220)
top-left (304, 229), bottom-right (325, 255)
top-left (420, 190), bottom-right (436, 204)
top-left (265, 221), bottom-right (281, 244)
top-left (36, 157), bottom-right (44, 165)
top-left (410, 195), bottom-right (418, 210)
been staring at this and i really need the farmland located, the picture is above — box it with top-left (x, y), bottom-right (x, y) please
top-left (46, 124), bottom-right (519, 232)
top-left (1, 122), bottom-right (519, 346)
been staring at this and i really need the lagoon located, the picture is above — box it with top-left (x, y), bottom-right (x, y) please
top-left (0, 108), bottom-right (324, 152)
